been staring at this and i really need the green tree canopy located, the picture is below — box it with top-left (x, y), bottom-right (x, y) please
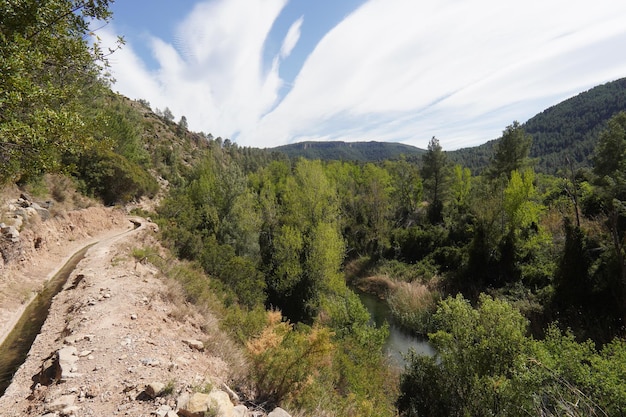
top-left (489, 121), bottom-right (533, 180)
top-left (421, 137), bottom-right (450, 223)
top-left (0, 0), bottom-right (119, 183)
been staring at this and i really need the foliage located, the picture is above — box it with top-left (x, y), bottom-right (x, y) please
top-left (398, 295), bottom-right (626, 417)
top-left (591, 111), bottom-right (626, 323)
top-left (76, 149), bottom-right (158, 205)
top-left (246, 311), bottom-right (334, 405)
top-left (259, 159), bottom-right (345, 322)
top-left (488, 121), bottom-right (533, 180)
top-left (0, 0), bottom-right (121, 183)
top-left (387, 281), bottom-right (440, 334)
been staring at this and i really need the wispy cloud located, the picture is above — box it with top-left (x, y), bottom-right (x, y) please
top-left (280, 16), bottom-right (303, 59)
top-left (105, 0), bottom-right (289, 138)
top-left (105, 0), bottom-right (626, 150)
top-left (250, 0), bottom-right (626, 149)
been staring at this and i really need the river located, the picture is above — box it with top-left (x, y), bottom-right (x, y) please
top-left (356, 290), bottom-right (435, 367)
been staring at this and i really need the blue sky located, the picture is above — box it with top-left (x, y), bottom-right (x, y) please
top-left (102, 0), bottom-right (626, 150)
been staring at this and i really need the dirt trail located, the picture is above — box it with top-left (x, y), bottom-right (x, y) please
top-left (0, 214), bottom-right (234, 417)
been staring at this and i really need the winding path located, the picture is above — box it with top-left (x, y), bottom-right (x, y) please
top-left (0, 216), bottom-right (231, 417)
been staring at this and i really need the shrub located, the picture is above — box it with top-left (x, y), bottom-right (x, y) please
top-left (246, 311), bottom-right (334, 406)
top-left (77, 150), bottom-right (158, 205)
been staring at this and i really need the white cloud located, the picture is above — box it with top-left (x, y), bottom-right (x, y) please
top-left (106, 0), bottom-right (626, 150)
top-left (248, 0), bottom-right (626, 149)
top-left (105, 0), bottom-right (289, 139)
top-left (280, 16), bottom-right (303, 59)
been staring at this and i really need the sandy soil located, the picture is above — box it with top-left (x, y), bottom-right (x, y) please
top-left (0, 211), bottom-right (238, 417)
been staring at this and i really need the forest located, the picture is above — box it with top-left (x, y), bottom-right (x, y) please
top-left (3, 1), bottom-right (626, 416)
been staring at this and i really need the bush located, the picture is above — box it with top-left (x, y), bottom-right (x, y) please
top-left (246, 311), bottom-right (334, 406)
top-left (77, 149), bottom-right (158, 205)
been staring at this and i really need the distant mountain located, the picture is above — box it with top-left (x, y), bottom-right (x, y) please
top-left (273, 78), bottom-right (626, 172)
top-left (450, 77), bottom-right (626, 174)
top-left (272, 141), bottom-right (426, 162)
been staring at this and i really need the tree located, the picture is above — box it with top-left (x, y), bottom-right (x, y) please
top-left (489, 121), bottom-right (532, 180)
top-left (0, 0), bottom-right (120, 183)
top-left (177, 115), bottom-right (188, 136)
top-left (592, 111), bottom-right (626, 323)
top-left (399, 295), bottom-right (531, 416)
top-left (386, 157), bottom-right (423, 224)
top-left (260, 159), bottom-right (345, 322)
top-left (421, 137), bottom-right (450, 223)
top-left (162, 107), bottom-right (174, 121)
top-left (449, 164), bottom-right (472, 211)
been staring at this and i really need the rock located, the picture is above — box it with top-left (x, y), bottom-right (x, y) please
top-left (140, 357), bottom-right (160, 367)
top-left (31, 202), bottom-right (51, 220)
top-left (1, 225), bottom-right (20, 242)
top-left (182, 339), bottom-right (204, 352)
top-left (64, 334), bottom-right (94, 345)
top-left (207, 390), bottom-right (235, 417)
top-left (234, 404), bottom-right (251, 416)
top-left (155, 406), bottom-right (178, 417)
top-left (177, 392), bottom-right (190, 410)
top-left (145, 382), bottom-right (166, 398)
top-left (12, 215), bottom-right (23, 230)
top-left (61, 405), bottom-right (80, 416)
top-left (57, 346), bottom-right (81, 380)
top-left (155, 404), bottom-right (172, 417)
top-left (268, 407), bottom-right (292, 417)
top-left (46, 394), bottom-right (76, 412)
top-left (177, 392), bottom-right (210, 417)
top-left (130, 313), bottom-right (138, 320)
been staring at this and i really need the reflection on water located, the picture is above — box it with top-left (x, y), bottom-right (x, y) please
top-left (356, 289), bottom-right (434, 367)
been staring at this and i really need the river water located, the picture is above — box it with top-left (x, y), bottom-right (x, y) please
top-left (356, 290), bottom-right (434, 367)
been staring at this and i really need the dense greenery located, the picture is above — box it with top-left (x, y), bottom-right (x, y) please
top-left (0, 0), bottom-right (122, 183)
top-left (4, 2), bottom-right (626, 415)
top-left (152, 111), bottom-right (626, 415)
top-left (398, 295), bottom-right (626, 417)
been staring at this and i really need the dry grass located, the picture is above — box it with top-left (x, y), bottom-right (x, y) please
top-left (130, 242), bottom-right (250, 385)
top-left (354, 275), bottom-right (397, 298)
top-left (387, 281), bottom-right (441, 334)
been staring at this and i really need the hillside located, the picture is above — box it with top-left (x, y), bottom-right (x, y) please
top-left (272, 140), bottom-right (426, 161)
top-left (4, 3), bottom-right (626, 413)
top-left (449, 77), bottom-right (626, 173)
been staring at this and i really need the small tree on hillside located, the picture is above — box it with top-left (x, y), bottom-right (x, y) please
top-left (488, 121), bottom-right (532, 180)
top-left (163, 107), bottom-right (174, 122)
top-left (177, 115), bottom-right (188, 136)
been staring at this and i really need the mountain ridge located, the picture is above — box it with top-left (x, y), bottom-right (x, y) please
top-left (272, 77), bottom-right (626, 174)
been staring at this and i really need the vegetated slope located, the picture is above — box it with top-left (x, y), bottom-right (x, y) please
top-left (449, 77), bottom-right (626, 174)
top-left (273, 141), bottom-right (426, 161)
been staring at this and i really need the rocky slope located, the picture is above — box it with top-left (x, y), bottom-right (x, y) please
top-left (0, 192), bottom-right (291, 417)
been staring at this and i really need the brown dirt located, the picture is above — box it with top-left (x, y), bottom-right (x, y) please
top-left (0, 205), bottom-right (241, 416)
